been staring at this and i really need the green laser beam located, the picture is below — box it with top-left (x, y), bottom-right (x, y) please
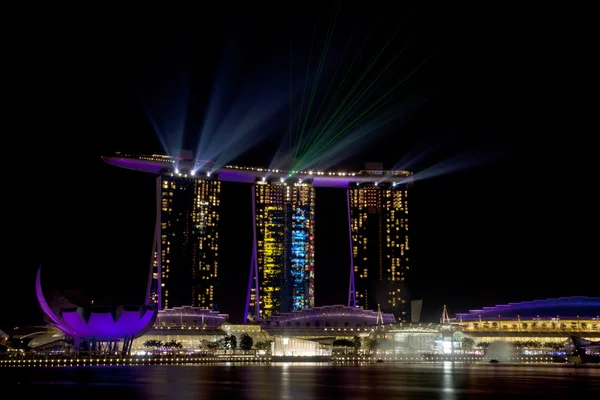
top-left (306, 14), bottom-right (387, 142)
top-left (296, 3), bottom-right (340, 156)
top-left (297, 51), bottom-right (435, 166)
top-left (303, 35), bottom-right (353, 147)
top-left (304, 43), bottom-right (435, 160)
top-left (304, 30), bottom-right (373, 150)
top-left (293, 92), bottom-right (417, 171)
top-left (289, 39), bottom-right (293, 155)
top-left (297, 18), bottom-right (408, 160)
top-left (294, 7), bottom-right (320, 159)
top-left (315, 37), bottom-right (415, 142)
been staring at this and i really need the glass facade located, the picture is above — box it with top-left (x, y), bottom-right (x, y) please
top-left (289, 182), bottom-right (315, 311)
top-left (349, 183), bottom-right (409, 320)
top-left (150, 173), bottom-right (220, 310)
top-left (248, 180), bottom-right (315, 321)
top-left (253, 181), bottom-right (286, 320)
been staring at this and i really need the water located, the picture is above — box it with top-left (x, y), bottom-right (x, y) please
top-left (1, 362), bottom-right (599, 399)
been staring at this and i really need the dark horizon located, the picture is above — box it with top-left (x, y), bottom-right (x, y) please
top-left (2, 4), bottom-right (597, 331)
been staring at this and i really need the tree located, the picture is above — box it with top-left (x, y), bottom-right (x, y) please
top-left (255, 340), bottom-right (273, 352)
top-left (462, 337), bottom-right (475, 351)
top-left (220, 335), bottom-right (238, 350)
top-left (239, 333), bottom-right (253, 351)
top-left (206, 341), bottom-right (220, 350)
top-left (143, 339), bottom-right (163, 349)
top-left (332, 339), bottom-right (355, 355)
top-left (352, 336), bottom-right (362, 351)
top-left (544, 342), bottom-right (565, 351)
top-left (163, 340), bottom-right (183, 350)
top-left (363, 338), bottom-right (379, 352)
top-left (218, 337), bottom-right (228, 350)
top-left (332, 339), bottom-right (354, 347)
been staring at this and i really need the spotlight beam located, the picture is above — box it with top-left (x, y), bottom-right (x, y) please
top-left (399, 141), bottom-right (511, 184)
top-left (210, 96), bottom-right (289, 169)
top-left (134, 44), bottom-right (193, 160)
top-left (392, 134), bottom-right (453, 171)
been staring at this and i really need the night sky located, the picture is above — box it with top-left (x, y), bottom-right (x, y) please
top-left (2, 4), bottom-right (596, 330)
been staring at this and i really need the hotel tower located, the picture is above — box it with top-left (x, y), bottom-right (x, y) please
top-left (245, 179), bottom-right (315, 321)
top-left (148, 170), bottom-right (221, 310)
top-left (348, 168), bottom-right (410, 321)
top-left (103, 154), bottom-right (410, 319)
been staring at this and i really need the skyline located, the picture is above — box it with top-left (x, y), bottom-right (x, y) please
top-left (3, 5), bottom-right (597, 330)
top-left (103, 154), bottom-right (414, 322)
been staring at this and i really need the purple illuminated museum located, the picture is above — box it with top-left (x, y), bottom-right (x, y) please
top-left (36, 266), bottom-right (157, 354)
top-left (102, 152), bottom-right (412, 322)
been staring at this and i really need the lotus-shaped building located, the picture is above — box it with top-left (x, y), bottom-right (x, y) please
top-left (36, 266), bottom-right (157, 354)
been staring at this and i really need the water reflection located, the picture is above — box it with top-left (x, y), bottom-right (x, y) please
top-left (281, 362), bottom-right (290, 400)
top-left (1, 363), bottom-right (598, 399)
top-left (441, 361), bottom-right (455, 400)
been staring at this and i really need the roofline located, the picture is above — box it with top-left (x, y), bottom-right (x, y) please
top-left (102, 154), bottom-right (413, 189)
top-left (455, 296), bottom-right (600, 320)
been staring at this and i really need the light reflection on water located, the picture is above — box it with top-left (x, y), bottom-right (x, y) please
top-left (1, 363), bottom-right (599, 399)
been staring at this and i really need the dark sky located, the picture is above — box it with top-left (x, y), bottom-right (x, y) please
top-left (2, 4), bottom-right (597, 330)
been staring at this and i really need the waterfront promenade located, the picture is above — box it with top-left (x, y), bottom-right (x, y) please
top-left (0, 353), bottom-right (561, 367)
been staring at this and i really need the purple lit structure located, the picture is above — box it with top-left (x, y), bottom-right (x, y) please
top-left (36, 266), bottom-right (157, 354)
top-left (456, 296), bottom-right (600, 321)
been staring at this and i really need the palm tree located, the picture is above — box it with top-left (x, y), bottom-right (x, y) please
top-left (163, 340), bottom-right (183, 350)
top-left (462, 337), bottom-right (475, 351)
top-left (363, 338), bottom-right (379, 354)
top-left (352, 336), bottom-right (362, 353)
top-left (143, 339), bottom-right (163, 354)
top-left (239, 333), bottom-right (253, 351)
